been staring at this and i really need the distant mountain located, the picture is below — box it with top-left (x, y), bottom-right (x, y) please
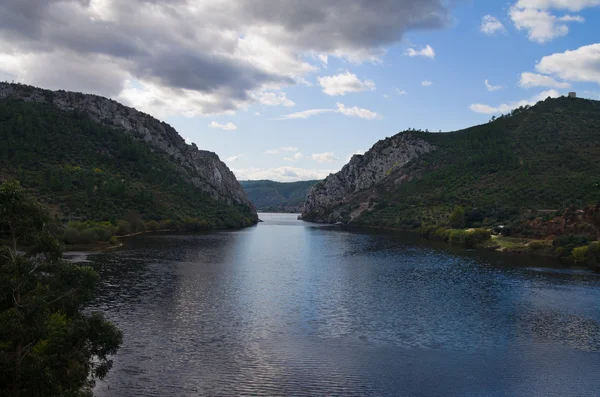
top-left (241, 180), bottom-right (319, 213)
top-left (0, 83), bottom-right (257, 228)
top-left (302, 96), bottom-right (600, 229)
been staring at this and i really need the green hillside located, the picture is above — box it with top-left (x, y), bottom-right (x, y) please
top-left (0, 99), bottom-right (256, 229)
top-left (316, 96), bottom-right (600, 229)
top-left (241, 180), bottom-right (319, 212)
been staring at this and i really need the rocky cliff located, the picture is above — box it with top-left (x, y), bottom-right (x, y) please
top-left (0, 82), bottom-right (253, 209)
top-left (302, 133), bottom-right (434, 223)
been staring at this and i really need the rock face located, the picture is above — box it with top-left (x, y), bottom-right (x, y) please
top-left (0, 83), bottom-right (253, 210)
top-left (302, 133), bottom-right (434, 222)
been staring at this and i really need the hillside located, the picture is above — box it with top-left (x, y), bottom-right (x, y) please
top-left (240, 180), bottom-right (319, 212)
top-left (302, 96), bottom-right (600, 231)
top-left (0, 83), bottom-right (257, 228)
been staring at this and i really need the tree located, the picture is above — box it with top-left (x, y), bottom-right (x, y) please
top-left (449, 205), bottom-right (466, 228)
top-left (0, 180), bottom-right (122, 397)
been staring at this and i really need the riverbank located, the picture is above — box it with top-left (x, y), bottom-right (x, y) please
top-left (317, 221), bottom-right (600, 272)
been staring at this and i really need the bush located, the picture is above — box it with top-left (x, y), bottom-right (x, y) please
top-left (79, 229), bottom-right (98, 244)
top-left (146, 220), bottom-right (160, 231)
top-left (449, 206), bottom-right (465, 228)
top-left (116, 220), bottom-right (132, 236)
top-left (109, 236), bottom-right (118, 245)
top-left (63, 227), bottom-right (81, 245)
top-left (528, 241), bottom-right (544, 251)
top-left (572, 246), bottom-right (589, 262)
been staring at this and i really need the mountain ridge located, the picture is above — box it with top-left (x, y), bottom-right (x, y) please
top-left (301, 96), bottom-right (600, 229)
top-left (0, 83), bottom-right (257, 227)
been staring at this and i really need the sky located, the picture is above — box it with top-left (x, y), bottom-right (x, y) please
top-left (1, 0), bottom-right (600, 182)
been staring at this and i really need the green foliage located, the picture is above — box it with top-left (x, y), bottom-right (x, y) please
top-left (0, 99), bottom-right (256, 228)
top-left (572, 246), bottom-right (589, 262)
top-left (527, 240), bottom-right (544, 251)
top-left (116, 220), bottom-right (132, 236)
top-left (449, 206), bottom-right (466, 228)
top-left (336, 97), bottom-right (600, 229)
top-left (240, 180), bottom-right (319, 212)
top-left (553, 234), bottom-right (589, 256)
top-left (0, 181), bottom-right (122, 396)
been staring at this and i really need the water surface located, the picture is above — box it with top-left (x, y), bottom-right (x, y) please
top-left (89, 213), bottom-right (600, 396)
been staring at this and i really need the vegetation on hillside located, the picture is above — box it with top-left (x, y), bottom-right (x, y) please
top-left (0, 99), bottom-right (256, 231)
top-left (240, 180), bottom-right (319, 212)
top-left (332, 97), bottom-right (600, 230)
top-left (0, 181), bottom-right (122, 396)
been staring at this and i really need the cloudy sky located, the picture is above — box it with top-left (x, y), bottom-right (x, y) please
top-left (2, 0), bottom-right (599, 181)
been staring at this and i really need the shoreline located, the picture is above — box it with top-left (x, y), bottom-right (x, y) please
top-left (303, 219), bottom-right (600, 272)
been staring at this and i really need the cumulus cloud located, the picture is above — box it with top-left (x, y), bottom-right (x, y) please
top-left (396, 89), bottom-right (408, 96)
top-left (317, 72), bottom-right (375, 96)
top-left (421, 80), bottom-right (433, 87)
top-left (519, 72), bottom-right (571, 88)
top-left (232, 167), bottom-right (336, 182)
top-left (226, 154), bottom-right (245, 162)
top-left (535, 43), bottom-right (600, 84)
top-left (469, 89), bottom-right (560, 114)
top-left (509, 1), bottom-right (589, 43)
top-left (312, 152), bottom-right (340, 163)
top-left (480, 15), bottom-right (506, 35)
top-left (335, 103), bottom-right (379, 119)
top-left (252, 91), bottom-right (295, 107)
top-left (405, 45), bottom-right (436, 59)
top-left (0, 0), bottom-right (453, 118)
top-left (208, 121), bottom-right (237, 131)
top-left (284, 152), bottom-right (306, 162)
top-left (277, 103), bottom-right (380, 120)
top-left (485, 80), bottom-right (503, 91)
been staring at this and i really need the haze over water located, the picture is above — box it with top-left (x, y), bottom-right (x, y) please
top-left (89, 213), bottom-right (600, 396)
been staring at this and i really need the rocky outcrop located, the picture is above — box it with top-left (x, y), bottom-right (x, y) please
top-left (0, 83), bottom-right (253, 210)
top-left (302, 133), bottom-right (434, 222)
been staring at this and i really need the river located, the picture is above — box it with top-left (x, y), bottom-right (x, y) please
top-left (87, 213), bottom-right (600, 396)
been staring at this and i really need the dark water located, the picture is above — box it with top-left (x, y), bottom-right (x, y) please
top-left (86, 213), bottom-right (600, 397)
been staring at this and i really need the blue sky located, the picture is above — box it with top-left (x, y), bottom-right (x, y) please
top-left (1, 0), bottom-right (599, 181)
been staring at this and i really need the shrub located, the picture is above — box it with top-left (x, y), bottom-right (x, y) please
top-left (116, 220), bottom-right (132, 236)
top-left (79, 229), bottom-right (98, 244)
top-left (572, 246), bottom-right (589, 262)
top-left (63, 227), bottom-right (81, 245)
top-left (109, 236), bottom-right (118, 245)
top-left (146, 220), bottom-right (160, 232)
top-left (528, 241), bottom-right (544, 251)
top-left (449, 206), bottom-right (465, 228)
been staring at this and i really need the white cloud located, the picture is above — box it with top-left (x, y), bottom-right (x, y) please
top-left (480, 15), bottom-right (506, 35)
top-left (0, 0), bottom-right (453, 118)
top-left (421, 80), bottom-right (433, 87)
top-left (535, 43), bottom-right (600, 84)
top-left (312, 152), bottom-right (339, 163)
top-left (284, 152), bottom-right (306, 162)
top-left (252, 91), bottom-right (295, 107)
top-left (277, 103), bottom-right (380, 120)
top-left (317, 71), bottom-right (376, 96)
top-left (255, 112), bottom-right (261, 116)
top-left (265, 146), bottom-right (298, 154)
top-left (226, 154), bottom-right (245, 162)
top-left (335, 103), bottom-right (379, 119)
top-left (232, 166), bottom-right (336, 182)
top-left (276, 108), bottom-right (335, 120)
top-left (405, 45), bottom-right (436, 59)
top-left (519, 72), bottom-right (571, 88)
top-left (208, 121), bottom-right (237, 131)
top-left (514, 0), bottom-right (600, 12)
top-left (396, 89), bottom-right (408, 96)
top-left (509, 1), bottom-right (588, 43)
top-left (469, 89), bottom-right (560, 114)
top-left (485, 80), bottom-right (503, 91)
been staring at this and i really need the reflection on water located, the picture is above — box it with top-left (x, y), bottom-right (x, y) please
top-left (89, 213), bottom-right (600, 396)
